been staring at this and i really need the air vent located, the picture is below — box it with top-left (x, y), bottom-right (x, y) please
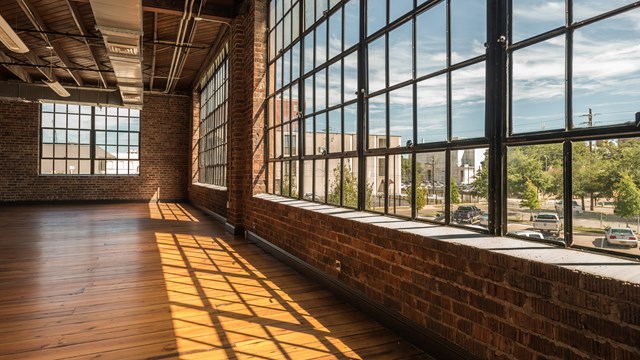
top-left (122, 92), bottom-right (141, 102)
top-left (108, 43), bottom-right (138, 56)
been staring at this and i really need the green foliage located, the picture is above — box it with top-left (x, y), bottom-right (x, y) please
top-left (406, 184), bottom-right (427, 211)
top-left (471, 151), bottom-right (488, 199)
top-left (520, 179), bottom-right (541, 210)
top-left (507, 146), bottom-right (554, 197)
top-left (327, 162), bottom-right (372, 209)
top-left (614, 173), bottom-right (640, 223)
top-left (450, 180), bottom-right (461, 204)
top-left (282, 174), bottom-right (298, 198)
top-left (401, 157), bottom-right (424, 185)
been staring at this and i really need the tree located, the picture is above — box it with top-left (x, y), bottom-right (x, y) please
top-left (614, 173), bottom-right (640, 227)
top-left (450, 180), bottom-right (461, 204)
top-left (406, 184), bottom-right (427, 211)
top-left (281, 174), bottom-right (298, 198)
top-left (401, 157), bottom-right (424, 185)
top-left (520, 179), bottom-right (541, 214)
top-left (327, 162), bottom-right (373, 209)
top-left (471, 151), bottom-right (488, 199)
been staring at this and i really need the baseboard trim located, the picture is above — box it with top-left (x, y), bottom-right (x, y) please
top-left (191, 203), bottom-right (227, 224)
top-left (225, 223), bottom-right (245, 236)
top-left (246, 230), bottom-right (478, 360)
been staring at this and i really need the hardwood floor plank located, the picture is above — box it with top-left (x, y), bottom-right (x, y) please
top-left (0, 203), bottom-right (429, 359)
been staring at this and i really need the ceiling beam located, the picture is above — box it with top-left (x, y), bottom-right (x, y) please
top-left (142, 0), bottom-right (236, 21)
top-left (0, 50), bottom-right (33, 83)
top-left (65, 0), bottom-right (108, 88)
top-left (149, 12), bottom-right (158, 91)
top-left (17, 0), bottom-right (85, 87)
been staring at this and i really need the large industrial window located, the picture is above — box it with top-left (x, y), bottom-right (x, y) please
top-left (198, 47), bottom-right (229, 187)
top-left (266, 0), bottom-right (640, 259)
top-left (40, 103), bottom-right (140, 175)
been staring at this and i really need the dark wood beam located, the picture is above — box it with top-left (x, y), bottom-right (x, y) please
top-left (17, 0), bottom-right (85, 86)
top-left (142, 0), bottom-right (236, 21)
top-left (0, 50), bottom-right (32, 83)
top-left (149, 12), bottom-right (158, 91)
top-left (65, 0), bottom-right (108, 88)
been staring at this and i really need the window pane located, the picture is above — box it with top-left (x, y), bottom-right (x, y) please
top-left (366, 155), bottom-right (385, 211)
top-left (389, 154), bottom-right (411, 217)
top-left (450, 148), bottom-right (489, 228)
top-left (54, 159), bottom-right (66, 174)
top-left (328, 108), bottom-right (341, 153)
top-left (42, 113), bottom-right (54, 128)
top-left (367, 36), bottom-right (386, 93)
top-left (507, 144), bottom-right (563, 240)
top-left (315, 69), bottom-right (327, 111)
top-left (451, 62), bottom-right (485, 140)
top-left (388, 21), bottom-right (413, 86)
top-left (344, 0), bottom-right (360, 49)
top-left (343, 157), bottom-right (359, 208)
top-left (305, 0), bottom-right (314, 29)
top-left (512, 37), bottom-right (565, 134)
top-left (42, 103), bottom-right (54, 112)
top-left (107, 132), bottom-right (118, 145)
top-left (80, 131), bottom-right (90, 145)
top-left (107, 116), bottom-right (117, 130)
top-left (305, 116), bottom-right (314, 155)
top-left (314, 159), bottom-right (326, 202)
top-left (389, 85), bottom-right (413, 148)
top-left (328, 8), bottom-right (342, 59)
top-left (79, 160), bottom-right (91, 174)
top-left (42, 129), bottom-right (54, 143)
top-left (367, 93), bottom-right (386, 149)
top-left (572, 13), bottom-right (640, 129)
top-left (416, 151), bottom-right (446, 222)
top-left (302, 160), bottom-right (313, 198)
top-left (389, 0), bottom-right (412, 23)
top-left (328, 61), bottom-right (342, 107)
top-left (451, 0), bottom-right (486, 62)
top-left (327, 158), bottom-right (341, 205)
top-left (367, 0), bottom-right (386, 36)
top-left (571, 138), bottom-right (640, 256)
top-left (512, 0), bottom-right (565, 43)
top-left (292, 43), bottom-right (300, 81)
top-left (42, 144), bottom-right (54, 158)
top-left (343, 51), bottom-right (358, 102)
top-left (417, 74), bottom-right (447, 144)
top-left (305, 76), bottom-right (314, 114)
top-left (304, 32), bottom-right (314, 74)
top-left (80, 115), bottom-right (91, 129)
top-left (344, 103), bottom-right (358, 152)
top-left (41, 159), bottom-right (53, 174)
top-left (315, 113), bottom-right (327, 155)
top-left (55, 113), bottom-right (66, 128)
top-left (416, 2), bottom-right (446, 77)
top-left (95, 116), bottom-right (106, 130)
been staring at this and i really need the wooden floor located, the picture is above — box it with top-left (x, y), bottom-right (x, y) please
top-left (0, 203), bottom-right (430, 360)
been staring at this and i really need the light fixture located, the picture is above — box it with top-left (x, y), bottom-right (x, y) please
top-left (0, 14), bottom-right (29, 53)
top-left (193, 16), bottom-right (231, 28)
top-left (42, 80), bottom-right (70, 97)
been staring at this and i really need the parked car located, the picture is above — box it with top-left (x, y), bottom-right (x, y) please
top-left (453, 205), bottom-right (482, 224)
top-left (604, 227), bottom-right (638, 247)
top-left (555, 200), bottom-right (583, 216)
top-left (479, 213), bottom-right (489, 227)
top-left (533, 212), bottom-right (562, 236)
top-left (508, 230), bottom-right (545, 240)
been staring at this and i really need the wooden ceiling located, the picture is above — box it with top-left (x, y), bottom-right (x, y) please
top-left (0, 0), bottom-right (240, 95)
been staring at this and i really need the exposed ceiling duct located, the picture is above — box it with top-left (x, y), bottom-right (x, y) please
top-left (89, 0), bottom-right (144, 108)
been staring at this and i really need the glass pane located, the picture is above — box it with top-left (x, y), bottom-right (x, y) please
top-left (118, 132), bottom-right (129, 145)
top-left (284, 13), bottom-right (292, 48)
top-left (304, 32), bottom-right (314, 74)
top-left (95, 116), bottom-right (106, 130)
top-left (451, 0), bottom-right (486, 62)
top-left (79, 160), bottom-right (91, 174)
top-left (275, 125), bottom-right (283, 158)
top-left (389, 84), bottom-right (413, 148)
top-left (291, 120), bottom-right (299, 156)
top-left (81, 105), bottom-right (91, 114)
top-left (305, 76), bottom-right (314, 114)
top-left (42, 144), bottom-right (54, 158)
top-left (512, 0), bottom-right (565, 43)
top-left (80, 131), bottom-right (90, 145)
top-left (292, 4), bottom-right (300, 41)
top-left (55, 113), bottom-right (66, 128)
top-left (55, 143), bottom-right (66, 157)
top-left (417, 74), bottom-right (447, 144)
top-left (80, 115), bottom-right (91, 129)
top-left (118, 117), bottom-right (129, 131)
top-left (316, 19), bottom-right (327, 67)
top-left (67, 145), bottom-right (80, 158)
top-left (130, 118), bottom-right (140, 132)
top-left (42, 129), bottom-right (54, 143)
top-left (67, 131), bottom-right (79, 144)
top-left (507, 144), bottom-right (563, 241)
top-left (41, 159), bottom-right (53, 174)
top-left (450, 148), bottom-right (489, 228)
top-left (68, 105), bottom-right (79, 114)
top-left (344, 103), bottom-right (358, 152)
top-left (315, 69), bottom-right (327, 112)
top-left (328, 108), bottom-right (341, 153)
top-left (42, 113), bottom-right (54, 128)
top-left (416, 152), bottom-right (446, 222)
top-left (327, 158), bottom-right (341, 205)
top-left (366, 155), bottom-right (385, 211)
top-left (305, 116), bottom-right (314, 155)
top-left (95, 131), bottom-right (106, 145)
top-left (267, 162), bottom-right (274, 193)
top-left (67, 160), bottom-right (78, 174)
top-left (130, 146), bottom-right (139, 159)
top-left (55, 103), bottom-right (66, 112)
top-left (512, 37), bottom-right (565, 133)
top-left (283, 49), bottom-right (291, 86)
top-left (80, 145), bottom-right (90, 158)
top-left (305, 0), bottom-right (314, 29)
top-left (315, 113), bottom-right (327, 155)
top-left (343, 51), bottom-right (358, 102)
top-left (276, 57), bottom-right (283, 90)
top-left (328, 61), bottom-right (342, 107)
top-left (292, 43), bottom-right (300, 81)
top-left (344, 0), bottom-right (360, 49)
top-left (95, 106), bottom-right (106, 115)
top-left (343, 157), bottom-right (359, 208)
top-left (107, 107), bottom-right (117, 116)
top-left (367, 93), bottom-right (386, 149)
top-left (571, 138), bottom-right (640, 256)
top-left (367, 36), bottom-right (386, 93)
top-left (572, 13), bottom-right (639, 129)
top-left (388, 21), bottom-right (413, 86)
top-left (95, 160), bottom-right (106, 174)
top-left (42, 103), bottom-right (54, 112)
top-left (451, 62), bottom-right (485, 140)
top-left (107, 132), bottom-right (118, 145)
top-left (107, 116), bottom-right (118, 130)
top-left (329, 8), bottom-right (342, 59)
top-left (367, 0), bottom-right (386, 36)
top-left (302, 160), bottom-right (313, 199)
top-left (573, 0), bottom-right (636, 22)
top-left (389, 153), bottom-right (411, 217)
top-left (314, 159), bottom-right (326, 202)
top-left (416, 2), bottom-right (446, 77)
top-left (316, 0), bottom-right (327, 21)
top-left (55, 130), bottom-right (66, 143)
top-left (54, 159), bottom-right (66, 174)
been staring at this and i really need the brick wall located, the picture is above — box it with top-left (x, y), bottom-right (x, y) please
top-left (0, 94), bottom-right (190, 202)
